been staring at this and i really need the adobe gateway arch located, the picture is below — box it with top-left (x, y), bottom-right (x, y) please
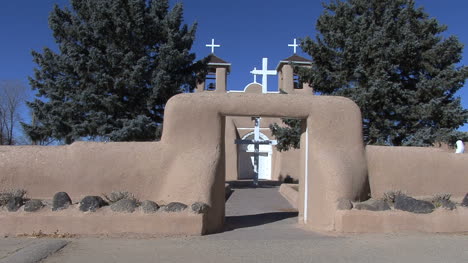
top-left (160, 93), bottom-right (367, 233)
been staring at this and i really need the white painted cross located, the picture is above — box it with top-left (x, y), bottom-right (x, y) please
top-left (235, 117), bottom-right (277, 186)
top-left (252, 67), bottom-right (258, 83)
top-left (288, 38), bottom-right (299, 54)
top-left (250, 58), bottom-right (277, 93)
top-left (206, 39), bottom-right (220, 54)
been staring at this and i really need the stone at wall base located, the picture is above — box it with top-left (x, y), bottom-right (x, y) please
top-left (462, 193), bottom-right (468, 207)
top-left (7, 197), bottom-right (23, 212)
top-left (354, 199), bottom-right (390, 211)
top-left (79, 196), bottom-right (108, 212)
top-left (52, 192), bottom-right (72, 211)
top-left (24, 199), bottom-right (44, 212)
top-left (163, 202), bottom-right (187, 212)
top-left (191, 202), bottom-right (210, 214)
top-left (394, 195), bottom-right (434, 214)
top-left (141, 200), bottom-right (159, 213)
top-left (110, 199), bottom-right (137, 213)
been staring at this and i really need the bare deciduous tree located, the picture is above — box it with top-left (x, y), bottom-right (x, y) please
top-left (0, 80), bottom-right (28, 145)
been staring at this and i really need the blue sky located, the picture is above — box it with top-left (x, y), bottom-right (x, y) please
top-left (1, 0), bottom-right (468, 131)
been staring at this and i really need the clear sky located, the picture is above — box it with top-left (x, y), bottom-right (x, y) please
top-left (1, 0), bottom-right (468, 131)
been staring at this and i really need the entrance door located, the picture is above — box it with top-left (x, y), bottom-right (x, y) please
top-left (238, 132), bottom-right (272, 180)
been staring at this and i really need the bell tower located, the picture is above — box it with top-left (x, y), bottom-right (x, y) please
top-left (195, 39), bottom-right (231, 93)
top-left (277, 39), bottom-right (313, 94)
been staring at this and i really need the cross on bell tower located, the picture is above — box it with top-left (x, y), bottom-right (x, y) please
top-left (196, 39), bottom-right (230, 93)
top-left (206, 39), bottom-right (220, 54)
top-left (276, 39), bottom-right (313, 94)
top-left (288, 38), bottom-right (299, 54)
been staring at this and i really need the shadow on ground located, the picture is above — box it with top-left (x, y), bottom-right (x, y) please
top-left (226, 180), bottom-right (282, 188)
top-left (224, 212), bottom-right (298, 231)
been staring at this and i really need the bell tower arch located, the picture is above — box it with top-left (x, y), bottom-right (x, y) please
top-left (196, 39), bottom-right (231, 93)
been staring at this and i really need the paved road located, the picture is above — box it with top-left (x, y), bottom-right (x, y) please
top-left (0, 239), bottom-right (68, 263)
top-left (3, 185), bottom-right (468, 262)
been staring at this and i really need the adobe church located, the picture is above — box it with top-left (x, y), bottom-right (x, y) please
top-left (194, 39), bottom-right (313, 183)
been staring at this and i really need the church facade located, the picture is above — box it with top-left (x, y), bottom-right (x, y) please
top-left (194, 49), bottom-right (313, 183)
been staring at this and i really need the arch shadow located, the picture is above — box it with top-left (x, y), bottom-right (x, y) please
top-left (224, 211), bottom-right (298, 231)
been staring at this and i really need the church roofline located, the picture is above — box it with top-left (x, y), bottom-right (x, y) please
top-left (208, 62), bottom-right (231, 67)
top-left (208, 54), bottom-right (230, 64)
top-left (275, 54), bottom-right (312, 71)
top-left (207, 54), bottom-right (231, 70)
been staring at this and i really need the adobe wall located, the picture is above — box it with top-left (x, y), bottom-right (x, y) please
top-left (0, 209), bottom-right (205, 237)
top-left (0, 93), bottom-right (368, 234)
top-left (162, 93), bottom-right (368, 231)
top-left (0, 142), bottom-right (166, 200)
top-left (334, 208), bottom-right (468, 233)
top-left (367, 145), bottom-right (468, 198)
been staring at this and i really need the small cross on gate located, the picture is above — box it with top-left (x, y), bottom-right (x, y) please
top-left (235, 117), bottom-right (277, 186)
top-left (206, 39), bottom-right (220, 54)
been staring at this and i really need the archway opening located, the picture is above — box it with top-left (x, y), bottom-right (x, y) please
top-left (222, 115), bottom-right (307, 231)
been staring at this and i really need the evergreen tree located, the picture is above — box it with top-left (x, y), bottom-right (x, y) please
top-left (299, 0), bottom-right (468, 146)
top-left (23, 0), bottom-right (206, 144)
top-left (269, 118), bottom-right (302, 152)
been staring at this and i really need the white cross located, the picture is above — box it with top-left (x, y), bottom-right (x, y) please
top-left (252, 67), bottom-right (258, 83)
top-left (250, 58), bottom-right (277, 93)
top-left (235, 117), bottom-right (277, 186)
top-left (206, 39), bottom-right (220, 54)
top-left (288, 38), bottom-right (299, 54)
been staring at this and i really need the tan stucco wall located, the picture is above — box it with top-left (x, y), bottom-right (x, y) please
top-left (224, 117), bottom-right (239, 182)
top-left (279, 184), bottom-right (299, 210)
top-left (0, 209), bottom-right (205, 236)
top-left (0, 142), bottom-right (165, 200)
top-left (164, 93), bottom-right (367, 231)
top-left (334, 208), bottom-right (468, 233)
top-left (215, 67), bottom-right (227, 93)
top-left (367, 145), bottom-right (468, 198)
top-left (279, 64), bottom-right (294, 94)
top-left (272, 148), bottom-right (302, 182)
top-left (244, 83), bottom-right (262, 93)
top-left (0, 93), bottom-right (368, 233)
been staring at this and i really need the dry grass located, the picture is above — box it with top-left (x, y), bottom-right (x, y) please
top-left (0, 189), bottom-right (27, 206)
top-left (432, 193), bottom-right (454, 208)
top-left (17, 229), bottom-right (77, 238)
top-left (382, 190), bottom-right (405, 204)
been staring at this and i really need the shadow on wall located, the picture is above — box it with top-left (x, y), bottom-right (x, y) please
top-left (359, 174), bottom-right (371, 202)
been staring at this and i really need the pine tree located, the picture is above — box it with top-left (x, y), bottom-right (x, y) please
top-left (23, 0), bottom-right (206, 144)
top-left (269, 118), bottom-right (302, 152)
top-left (300, 0), bottom-right (468, 146)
